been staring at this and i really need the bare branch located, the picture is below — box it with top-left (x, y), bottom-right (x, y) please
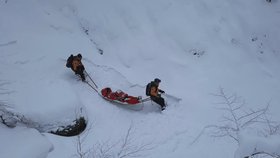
top-left (85, 122), bottom-right (155, 158)
top-left (244, 151), bottom-right (280, 158)
top-left (92, 141), bottom-right (115, 158)
top-left (232, 104), bottom-right (243, 112)
top-left (208, 88), bottom-right (271, 144)
top-left (117, 123), bottom-right (155, 158)
top-left (241, 105), bottom-right (269, 129)
top-left (73, 123), bottom-right (93, 158)
top-left (190, 125), bottom-right (221, 145)
top-left (261, 114), bottom-right (280, 136)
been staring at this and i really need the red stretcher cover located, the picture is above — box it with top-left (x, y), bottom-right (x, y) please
top-left (101, 87), bottom-right (141, 105)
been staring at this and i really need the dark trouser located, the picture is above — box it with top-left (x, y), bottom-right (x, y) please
top-left (151, 96), bottom-right (165, 107)
top-left (75, 65), bottom-right (85, 81)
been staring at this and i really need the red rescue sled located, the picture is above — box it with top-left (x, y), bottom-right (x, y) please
top-left (101, 87), bottom-right (142, 105)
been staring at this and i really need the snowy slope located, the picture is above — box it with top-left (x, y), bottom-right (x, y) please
top-left (1, 0), bottom-right (280, 158)
top-left (0, 124), bottom-right (53, 158)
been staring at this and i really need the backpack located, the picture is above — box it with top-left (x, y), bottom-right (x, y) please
top-left (66, 55), bottom-right (74, 68)
top-left (146, 82), bottom-right (152, 96)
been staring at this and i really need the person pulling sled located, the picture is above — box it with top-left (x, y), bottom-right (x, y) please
top-left (146, 78), bottom-right (166, 111)
top-left (66, 53), bottom-right (86, 81)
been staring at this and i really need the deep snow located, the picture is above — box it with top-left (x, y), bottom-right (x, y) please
top-left (0, 0), bottom-right (280, 158)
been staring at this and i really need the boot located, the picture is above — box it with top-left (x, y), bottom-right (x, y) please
top-left (161, 105), bottom-right (166, 111)
top-left (137, 96), bottom-right (142, 101)
top-left (81, 74), bottom-right (86, 82)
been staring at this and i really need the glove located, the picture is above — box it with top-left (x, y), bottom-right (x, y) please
top-left (159, 89), bottom-right (165, 93)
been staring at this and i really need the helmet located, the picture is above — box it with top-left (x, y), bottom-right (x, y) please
top-left (154, 78), bottom-right (161, 83)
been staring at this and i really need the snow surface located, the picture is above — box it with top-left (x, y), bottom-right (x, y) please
top-left (0, 0), bottom-right (280, 158)
top-left (235, 130), bottom-right (280, 158)
top-left (0, 124), bottom-right (53, 158)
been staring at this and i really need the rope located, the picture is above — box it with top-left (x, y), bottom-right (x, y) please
top-left (84, 70), bottom-right (98, 88)
top-left (141, 97), bottom-right (151, 103)
top-left (82, 70), bottom-right (152, 106)
top-left (84, 81), bottom-right (98, 93)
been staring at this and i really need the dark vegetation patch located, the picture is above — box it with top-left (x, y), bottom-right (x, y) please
top-left (49, 117), bottom-right (87, 137)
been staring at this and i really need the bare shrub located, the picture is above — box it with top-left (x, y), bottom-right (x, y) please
top-left (74, 123), bottom-right (155, 158)
top-left (210, 88), bottom-right (269, 144)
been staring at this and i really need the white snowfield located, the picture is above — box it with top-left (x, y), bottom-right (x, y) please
top-left (0, 0), bottom-right (280, 158)
top-left (0, 124), bottom-right (53, 158)
top-left (235, 130), bottom-right (280, 158)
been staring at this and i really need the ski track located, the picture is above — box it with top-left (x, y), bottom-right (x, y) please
top-left (83, 57), bottom-right (181, 95)
top-left (83, 58), bottom-right (135, 89)
top-left (70, 58), bottom-right (181, 115)
top-left (0, 40), bottom-right (17, 47)
top-left (1, 1), bottom-right (280, 158)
